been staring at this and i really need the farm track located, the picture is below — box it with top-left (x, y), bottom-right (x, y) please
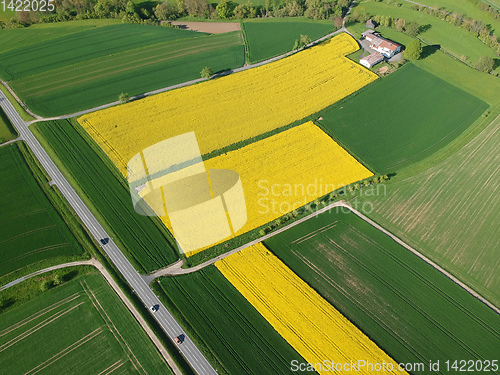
top-left (18, 27), bottom-right (347, 122)
top-left (150, 200), bottom-right (500, 316)
top-left (0, 258), bottom-right (182, 375)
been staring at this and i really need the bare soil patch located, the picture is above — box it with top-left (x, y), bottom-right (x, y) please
top-left (168, 21), bottom-right (241, 34)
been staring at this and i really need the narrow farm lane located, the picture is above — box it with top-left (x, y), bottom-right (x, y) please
top-left (25, 28), bottom-right (348, 123)
top-left (0, 258), bottom-right (182, 375)
top-left (343, 202), bottom-right (500, 315)
top-left (0, 90), bottom-right (217, 375)
top-left (0, 259), bottom-right (96, 291)
top-left (0, 136), bottom-right (22, 148)
top-left (147, 201), bottom-right (347, 280)
top-left (150, 198), bottom-right (500, 316)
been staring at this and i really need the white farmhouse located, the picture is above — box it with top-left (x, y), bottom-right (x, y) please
top-left (362, 30), bottom-right (402, 58)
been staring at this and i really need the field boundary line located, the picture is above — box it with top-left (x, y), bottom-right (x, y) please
top-left (98, 359), bottom-right (124, 375)
top-left (0, 81), bottom-right (40, 119)
top-left (148, 201), bottom-right (346, 279)
top-left (340, 202), bottom-right (500, 315)
top-left (80, 279), bottom-right (146, 375)
top-left (27, 28), bottom-right (348, 122)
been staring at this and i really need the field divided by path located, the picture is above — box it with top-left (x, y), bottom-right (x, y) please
top-left (242, 18), bottom-right (334, 63)
top-left (32, 119), bottom-right (178, 273)
top-left (156, 267), bottom-right (316, 375)
top-left (79, 33), bottom-right (376, 175)
top-left (0, 143), bottom-right (84, 279)
top-left (1, 24), bottom-right (244, 116)
top-left (311, 63), bottom-right (488, 173)
top-left (357, 114), bottom-right (500, 307)
top-left (264, 209), bottom-right (500, 373)
top-left (0, 273), bottom-right (170, 374)
top-left (15, 31), bottom-right (244, 116)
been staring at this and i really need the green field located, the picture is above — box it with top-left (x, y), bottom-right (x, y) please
top-left (0, 271), bottom-right (171, 374)
top-left (0, 106), bottom-right (17, 143)
top-left (355, 114), bottom-right (500, 307)
top-left (310, 63), bottom-right (487, 173)
top-left (351, 0), bottom-right (499, 71)
top-left (0, 143), bottom-right (84, 280)
top-left (0, 19), bottom-right (122, 54)
top-left (368, 26), bottom-right (500, 106)
top-left (8, 29), bottom-right (244, 116)
top-left (0, 84), bottom-right (35, 121)
top-left (242, 18), bottom-right (334, 63)
top-left (414, 0), bottom-right (500, 35)
top-left (264, 209), bottom-right (500, 374)
top-left (0, 24), bottom-right (204, 81)
top-left (156, 267), bottom-right (316, 375)
top-left (32, 119), bottom-right (178, 273)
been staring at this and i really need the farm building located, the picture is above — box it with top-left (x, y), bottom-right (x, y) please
top-left (360, 52), bottom-right (385, 68)
top-left (362, 30), bottom-right (401, 58)
top-left (366, 19), bottom-right (378, 29)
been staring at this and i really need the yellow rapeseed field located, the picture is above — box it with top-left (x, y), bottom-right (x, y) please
top-left (79, 33), bottom-right (377, 175)
top-left (160, 121), bottom-right (372, 256)
top-left (204, 121), bottom-right (372, 231)
top-left (216, 244), bottom-right (408, 375)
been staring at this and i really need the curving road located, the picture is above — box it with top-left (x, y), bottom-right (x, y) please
top-left (0, 91), bottom-right (216, 375)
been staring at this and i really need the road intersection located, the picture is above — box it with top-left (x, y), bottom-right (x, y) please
top-left (0, 90), bottom-right (217, 375)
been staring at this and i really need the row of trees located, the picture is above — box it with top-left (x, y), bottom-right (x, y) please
top-left (349, 0), bottom-right (500, 57)
top-left (154, 0), bottom-right (350, 21)
top-left (411, 4), bottom-right (500, 57)
top-left (258, 174), bottom-right (391, 236)
top-left (1, 0), bottom-right (352, 28)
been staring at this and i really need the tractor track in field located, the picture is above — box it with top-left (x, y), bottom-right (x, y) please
top-left (0, 258), bottom-right (182, 375)
top-left (146, 200), bottom-right (500, 316)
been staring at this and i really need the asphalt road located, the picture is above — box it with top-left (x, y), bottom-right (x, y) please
top-left (0, 92), bottom-right (217, 375)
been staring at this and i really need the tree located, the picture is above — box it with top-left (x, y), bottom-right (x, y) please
top-left (155, 2), bottom-right (176, 20)
top-left (293, 34), bottom-right (312, 50)
top-left (53, 274), bottom-right (62, 286)
top-left (185, 0), bottom-right (207, 17)
top-left (404, 39), bottom-right (423, 60)
top-left (379, 15), bottom-right (392, 27)
top-left (305, 0), bottom-right (330, 20)
top-left (233, 4), bottom-right (246, 18)
top-left (333, 16), bottom-right (343, 29)
top-left (405, 21), bottom-right (420, 36)
top-left (40, 280), bottom-right (52, 292)
top-left (475, 56), bottom-right (494, 73)
top-left (119, 92), bottom-right (130, 103)
top-left (201, 66), bottom-right (213, 79)
top-left (394, 18), bottom-right (406, 32)
top-left (125, 0), bottom-right (135, 14)
top-left (216, 0), bottom-right (230, 18)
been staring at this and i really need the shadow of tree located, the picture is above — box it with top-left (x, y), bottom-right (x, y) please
top-left (62, 270), bottom-right (79, 282)
top-left (419, 24), bottom-right (432, 33)
top-left (492, 58), bottom-right (500, 71)
top-left (420, 44), bottom-right (440, 59)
